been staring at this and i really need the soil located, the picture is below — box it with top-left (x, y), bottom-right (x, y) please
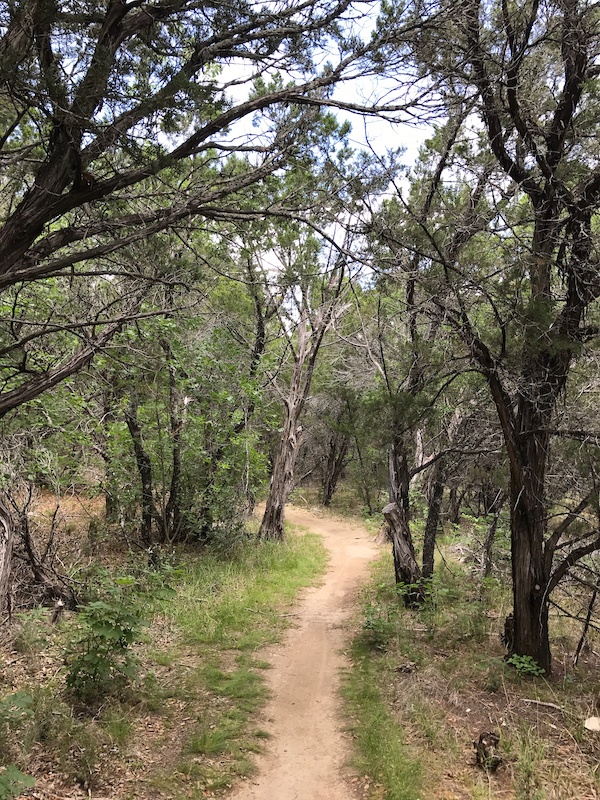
top-left (228, 505), bottom-right (379, 800)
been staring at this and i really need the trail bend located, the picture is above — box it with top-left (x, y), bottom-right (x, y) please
top-left (229, 505), bottom-right (379, 800)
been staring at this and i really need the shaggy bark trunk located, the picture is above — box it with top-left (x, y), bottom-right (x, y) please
top-left (486, 369), bottom-right (554, 674)
top-left (124, 394), bottom-right (156, 546)
top-left (383, 502), bottom-right (424, 605)
top-left (509, 434), bottom-right (552, 674)
top-left (422, 463), bottom-right (446, 580)
top-left (0, 499), bottom-right (14, 619)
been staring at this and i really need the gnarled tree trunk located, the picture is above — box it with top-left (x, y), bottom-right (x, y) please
top-left (383, 502), bottom-right (424, 606)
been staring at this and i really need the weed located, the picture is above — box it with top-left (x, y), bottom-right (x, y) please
top-left (362, 604), bottom-right (397, 649)
top-left (0, 691), bottom-right (33, 758)
top-left (344, 636), bottom-right (422, 800)
top-left (11, 608), bottom-right (49, 654)
top-left (506, 655), bottom-right (545, 678)
top-left (100, 706), bottom-right (132, 746)
top-left (508, 725), bottom-right (546, 800)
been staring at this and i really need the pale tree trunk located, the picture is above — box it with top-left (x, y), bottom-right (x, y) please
top-left (0, 498), bottom-right (14, 619)
top-left (259, 406), bottom-right (302, 541)
top-left (259, 312), bottom-right (313, 541)
top-left (259, 270), bottom-right (343, 541)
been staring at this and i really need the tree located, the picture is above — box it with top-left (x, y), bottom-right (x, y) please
top-left (377, 0), bottom-right (600, 672)
top-left (0, 0), bottom-right (389, 418)
top-left (258, 233), bottom-right (350, 541)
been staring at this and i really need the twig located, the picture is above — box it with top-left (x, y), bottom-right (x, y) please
top-left (244, 607), bottom-right (298, 617)
top-left (523, 699), bottom-right (563, 712)
top-left (574, 589), bottom-right (597, 667)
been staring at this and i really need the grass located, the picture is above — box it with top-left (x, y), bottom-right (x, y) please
top-left (139, 525), bottom-right (328, 797)
top-left (344, 635), bottom-right (422, 800)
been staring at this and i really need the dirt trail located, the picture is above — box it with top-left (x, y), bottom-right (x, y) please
top-left (229, 505), bottom-right (379, 800)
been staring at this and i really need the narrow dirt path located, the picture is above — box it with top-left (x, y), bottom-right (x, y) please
top-left (229, 505), bottom-right (379, 800)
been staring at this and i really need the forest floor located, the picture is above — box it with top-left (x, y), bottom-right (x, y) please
top-left (228, 505), bottom-right (379, 800)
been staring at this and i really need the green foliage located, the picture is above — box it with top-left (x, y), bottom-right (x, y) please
top-left (0, 691), bottom-right (33, 728)
top-left (0, 694), bottom-right (35, 798)
top-left (0, 766), bottom-right (35, 800)
top-left (0, 691), bottom-right (32, 751)
top-left (64, 577), bottom-right (148, 702)
top-left (506, 655), bottom-right (546, 678)
top-left (362, 603), bottom-right (398, 649)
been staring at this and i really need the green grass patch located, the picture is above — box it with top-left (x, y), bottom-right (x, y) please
top-left (168, 532), bottom-right (327, 650)
top-left (344, 636), bottom-right (422, 800)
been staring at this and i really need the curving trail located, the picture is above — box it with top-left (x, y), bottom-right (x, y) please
top-left (229, 505), bottom-right (379, 800)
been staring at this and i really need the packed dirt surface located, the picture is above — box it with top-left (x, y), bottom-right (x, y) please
top-left (229, 505), bottom-right (379, 800)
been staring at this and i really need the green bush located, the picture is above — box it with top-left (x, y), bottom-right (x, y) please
top-left (64, 577), bottom-right (147, 702)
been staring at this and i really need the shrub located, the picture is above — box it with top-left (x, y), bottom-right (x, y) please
top-left (64, 577), bottom-right (147, 703)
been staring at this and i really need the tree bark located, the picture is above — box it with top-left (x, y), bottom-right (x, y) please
top-left (124, 393), bottom-right (156, 546)
top-left (0, 498), bottom-right (14, 619)
top-left (482, 493), bottom-right (507, 578)
top-left (162, 340), bottom-right (184, 541)
top-left (259, 406), bottom-right (301, 541)
top-left (383, 502), bottom-right (424, 606)
top-left (321, 432), bottom-right (349, 507)
top-left (259, 269), bottom-right (344, 541)
top-left (422, 462), bottom-right (446, 580)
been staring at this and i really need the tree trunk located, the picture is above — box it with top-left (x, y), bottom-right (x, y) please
top-left (355, 437), bottom-right (374, 515)
top-left (0, 499), bottom-right (13, 619)
top-left (321, 433), bottom-right (349, 507)
top-left (422, 462), bottom-right (446, 580)
top-left (162, 341), bottom-right (184, 541)
top-left (124, 394), bottom-right (156, 546)
top-left (259, 304), bottom-right (336, 541)
top-left (383, 502), bottom-right (424, 605)
top-left (102, 388), bottom-right (119, 523)
top-left (448, 485), bottom-right (463, 525)
top-left (259, 408), bottom-right (300, 541)
top-left (482, 493), bottom-right (507, 578)
top-left (509, 466), bottom-right (552, 674)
